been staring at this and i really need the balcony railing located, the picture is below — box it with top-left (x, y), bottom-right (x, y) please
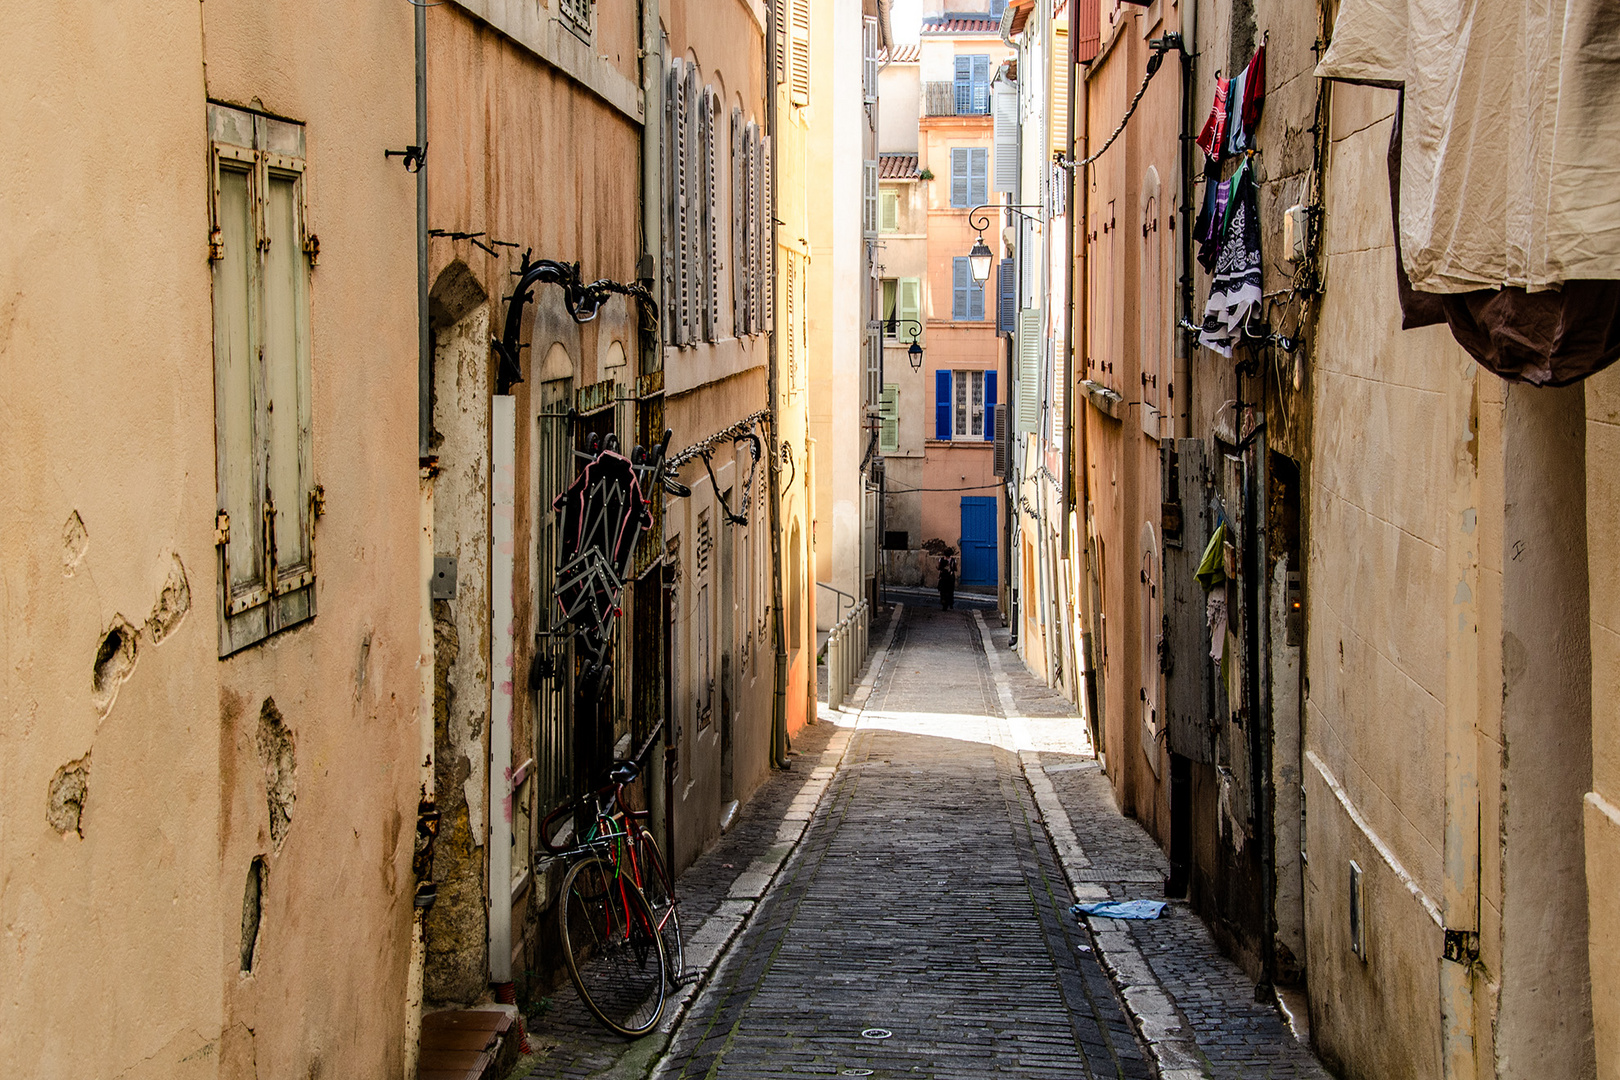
top-left (923, 81), bottom-right (990, 117)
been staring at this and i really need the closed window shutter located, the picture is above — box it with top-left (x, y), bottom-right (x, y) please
top-left (880, 383), bottom-right (899, 452)
top-left (666, 60), bottom-right (683, 345)
top-left (1017, 308), bottom-right (1041, 432)
top-left (993, 83), bottom-right (1019, 193)
top-left (744, 122), bottom-right (758, 334)
top-left (993, 404), bottom-right (1008, 475)
top-left (954, 56), bottom-right (973, 114)
top-left (969, 147), bottom-right (988, 207)
top-left (703, 87), bottom-right (720, 341)
top-left (761, 135), bottom-right (774, 332)
top-left (972, 55), bottom-right (990, 113)
top-left (983, 371), bottom-right (997, 441)
top-left (935, 369), bottom-right (953, 440)
top-left (1021, 220), bottom-right (1039, 308)
top-left (899, 278), bottom-right (921, 331)
top-left (970, 270), bottom-right (985, 320)
top-left (732, 108), bottom-right (746, 333)
top-left (1051, 32), bottom-right (1070, 156)
top-left (997, 258), bottom-right (1015, 335)
top-left (952, 257), bottom-right (969, 320)
top-left (950, 148), bottom-right (969, 207)
top-left (790, 0), bottom-right (811, 105)
top-left (775, 0), bottom-right (789, 83)
top-left (685, 66), bottom-right (702, 344)
top-left (863, 160), bottom-right (878, 237)
top-left (863, 17), bottom-right (879, 104)
top-left (880, 189), bottom-right (899, 232)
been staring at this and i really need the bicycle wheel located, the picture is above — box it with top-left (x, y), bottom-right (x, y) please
top-left (558, 855), bottom-right (668, 1037)
top-left (632, 830), bottom-right (684, 984)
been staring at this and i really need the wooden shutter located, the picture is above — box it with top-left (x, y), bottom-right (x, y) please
top-left (952, 257), bottom-right (970, 320)
top-left (997, 258), bottom-right (1015, 335)
top-left (704, 87), bottom-right (721, 341)
top-left (1075, 0), bottom-right (1102, 65)
top-left (664, 60), bottom-right (682, 344)
top-left (790, 0), bottom-right (811, 105)
top-left (863, 17), bottom-right (879, 104)
top-left (950, 148), bottom-right (969, 208)
top-left (744, 122), bottom-right (758, 334)
top-left (954, 55), bottom-right (972, 114)
top-left (898, 278), bottom-right (921, 331)
top-left (970, 269), bottom-right (985, 320)
top-left (993, 83), bottom-right (1019, 193)
top-left (1051, 29), bottom-right (1070, 156)
top-left (684, 66), bottom-right (702, 344)
top-left (880, 189), bottom-right (899, 232)
top-left (993, 404), bottom-right (1009, 476)
top-left (1140, 167), bottom-right (1162, 437)
top-left (983, 371), bottom-right (997, 441)
top-left (934, 369), bottom-right (953, 440)
top-left (760, 133), bottom-right (774, 332)
top-left (880, 384), bottom-right (899, 452)
top-left (732, 107), bottom-right (746, 333)
top-left (214, 155), bottom-right (264, 607)
top-left (969, 147), bottom-right (988, 207)
top-left (775, 0), bottom-right (789, 83)
top-left (1017, 308), bottom-right (1041, 432)
top-left (972, 55), bottom-right (990, 113)
top-left (1163, 439), bottom-right (1213, 763)
top-left (863, 160), bottom-right (878, 237)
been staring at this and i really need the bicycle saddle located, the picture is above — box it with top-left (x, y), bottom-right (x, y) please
top-left (609, 761), bottom-right (639, 785)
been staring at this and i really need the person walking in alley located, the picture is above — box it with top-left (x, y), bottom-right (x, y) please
top-left (937, 554), bottom-right (956, 610)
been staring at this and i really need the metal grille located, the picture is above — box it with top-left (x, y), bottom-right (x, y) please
top-left (559, 0), bottom-right (591, 40)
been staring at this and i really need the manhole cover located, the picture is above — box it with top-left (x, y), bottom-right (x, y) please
top-left (860, 1028), bottom-right (892, 1040)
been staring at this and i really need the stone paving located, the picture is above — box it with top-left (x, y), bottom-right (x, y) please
top-left (512, 604), bottom-right (1336, 1080)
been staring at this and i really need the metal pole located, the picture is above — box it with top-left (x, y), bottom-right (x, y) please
top-left (416, 0), bottom-right (430, 462)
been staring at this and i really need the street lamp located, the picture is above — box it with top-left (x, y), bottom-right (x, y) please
top-left (885, 315), bottom-right (926, 370)
top-left (964, 202), bottom-right (1047, 285)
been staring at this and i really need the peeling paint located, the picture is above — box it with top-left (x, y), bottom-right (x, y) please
top-left (146, 554), bottom-right (191, 643)
top-left (46, 752), bottom-right (91, 836)
top-left (61, 511), bottom-right (88, 575)
top-left (255, 699), bottom-right (297, 852)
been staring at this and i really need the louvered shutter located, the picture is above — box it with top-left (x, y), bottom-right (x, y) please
top-left (972, 55), bottom-right (990, 113)
top-left (950, 148), bottom-right (969, 208)
top-left (992, 404), bottom-right (1008, 476)
top-left (993, 83), bottom-right (1019, 193)
top-left (1017, 308), bottom-right (1041, 432)
top-left (983, 371), bottom-right (997, 441)
top-left (898, 278), bottom-right (921, 332)
top-left (880, 384), bottom-right (899, 452)
top-left (744, 122), bottom-right (758, 334)
top-left (952, 257), bottom-right (970, 320)
top-left (775, 0), bottom-right (789, 83)
top-left (969, 147), bottom-right (988, 207)
top-left (863, 18), bottom-right (879, 103)
top-left (732, 108), bottom-right (746, 333)
top-left (880, 190), bottom-right (899, 231)
top-left (1051, 31), bottom-right (1070, 156)
top-left (790, 0), bottom-right (811, 105)
top-left (1020, 220), bottom-right (1039, 308)
top-left (761, 135), bottom-right (774, 332)
top-left (935, 370), bottom-right (953, 440)
top-left (954, 56), bottom-right (972, 114)
top-left (684, 66), bottom-right (702, 344)
top-left (703, 87), bottom-right (720, 341)
top-left (970, 267), bottom-right (985, 320)
top-left (665, 60), bottom-right (682, 345)
top-left (863, 160), bottom-right (878, 238)
top-left (997, 258), bottom-right (1015, 335)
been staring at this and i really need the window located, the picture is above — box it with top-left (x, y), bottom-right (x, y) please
top-left (863, 17), bottom-right (880, 104)
top-left (880, 189), bottom-right (900, 232)
top-left (789, 0), bottom-right (811, 105)
top-left (209, 103), bottom-right (317, 656)
top-left (950, 147), bottom-right (988, 208)
top-left (882, 278), bottom-right (921, 338)
top-left (863, 159), bottom-right (879, 238)
top-left (954, 54), bottom-right (990, 115)
top-left (880, 384), bottom-right (899, 452)
top-left (884, 530), bottom-right (909, 550)
top-left (952, 258), bottom-right (985, 320)
top-left (559, 0), bottom-right (592, 41)
top-left (933, 369), bottom-right (997, 441)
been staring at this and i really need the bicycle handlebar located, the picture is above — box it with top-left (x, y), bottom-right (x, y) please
top-left (537, 716), bottom-right (671, 854)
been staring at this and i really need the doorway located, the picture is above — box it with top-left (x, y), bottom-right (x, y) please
top-left (960, 497), bottom-right (998, 587)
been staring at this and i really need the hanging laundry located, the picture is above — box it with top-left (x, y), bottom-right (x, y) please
top-left (1224, 42), bottom-right (1267, 157)
top-left (1198, 171), bottom-right (1262, 358)
top-left (1193, 161), bottom-right (1224, 271)
top-left (1194, 74), bottom-right (1230, 162)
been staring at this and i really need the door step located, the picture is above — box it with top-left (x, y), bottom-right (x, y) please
top-left (418, 1007), bottom-right (519, 1080)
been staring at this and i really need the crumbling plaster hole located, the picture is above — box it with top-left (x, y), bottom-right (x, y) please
top-left (240, 855), bottom-right (267, 973)
top-left (91, 616), bottom-right (139, 715)
top-left (256, 699), bottom-right (297, 853)
top-left (46, 752), bottom-right (91, 836)
top-left (146, 554), bottom-right (191, 643)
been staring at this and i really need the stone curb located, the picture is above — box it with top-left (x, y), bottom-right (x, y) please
top-left (972, 612), bottom-right (1207, 1080)
top-left (603, 605), bottom-right (906, 1080)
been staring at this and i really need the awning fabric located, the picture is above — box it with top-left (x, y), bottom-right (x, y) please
top-left (1317, 0), bottom-right (1620, 295)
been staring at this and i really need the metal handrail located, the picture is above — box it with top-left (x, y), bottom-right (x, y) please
top-left (817, 580), bottom-right (856, 622)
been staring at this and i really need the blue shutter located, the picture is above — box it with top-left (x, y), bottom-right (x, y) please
top-left (997, 258), bottom-right (1015, 335)
top-left (935, 369), bottom-right (953, 440)
top-left (969, 148), bottom-right (988, 207)
top-left (969, 261), bottom-right (985, 320)
top-left (983, 371), bottom-right (997, 441)
top-left (954, 56), bottom-right (973, 114)
top-left (952, 257), bottom-right (969, 320)
top-left (972, 55), bottom-right (990, 113)
top-left (950, 148), bottom-right (969, 208)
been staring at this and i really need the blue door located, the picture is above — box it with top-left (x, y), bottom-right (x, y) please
top-left (959, 497), bottom-right (997, 587)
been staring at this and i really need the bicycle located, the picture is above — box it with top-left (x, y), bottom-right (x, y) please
top-left (541, 733), bottom-right (685, 1036)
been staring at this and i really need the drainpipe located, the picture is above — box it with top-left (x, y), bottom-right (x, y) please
top-left (405, 3), bottom-right (432, 1074)
top-left (765, 0), bottom-right (789, 769)
top-left (1071, 5), bottom-right (1100, 747)
top-left (488, 397), bottom-right (517, 987)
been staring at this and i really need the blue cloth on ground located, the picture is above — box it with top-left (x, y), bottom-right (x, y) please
top-left (1071, 899), bottom-right (1167, 920)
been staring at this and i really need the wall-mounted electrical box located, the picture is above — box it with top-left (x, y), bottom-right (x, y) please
top-left (1284, 204), bottom-right (1309, 264)
top-left (431, 556), bottom-right (457, 600)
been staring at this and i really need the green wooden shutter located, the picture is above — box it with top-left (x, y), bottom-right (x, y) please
top-left (880, 384), bottom-right (899, 452)
top-left (899, 278), bottom-right (921, 332)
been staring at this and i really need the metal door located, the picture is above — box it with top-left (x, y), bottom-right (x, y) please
top-left (959, 497), bottom-right (998, 587)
